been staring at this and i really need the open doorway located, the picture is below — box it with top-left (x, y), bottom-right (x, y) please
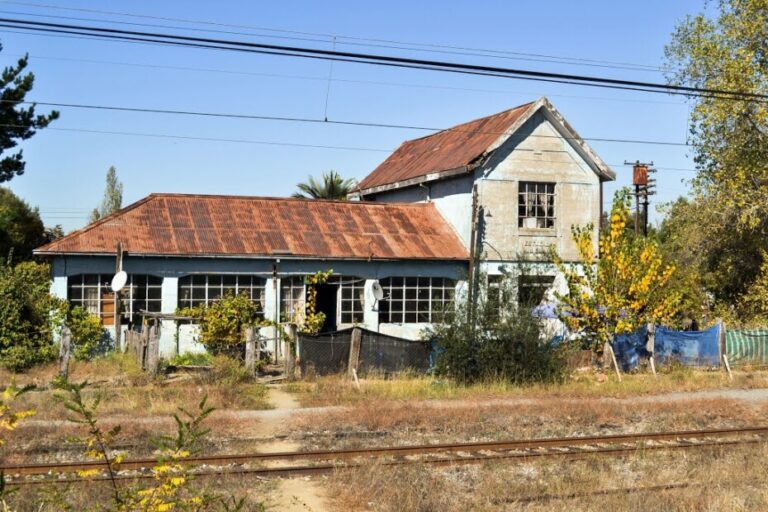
top-left (314, 283), bottom-right (338, 332)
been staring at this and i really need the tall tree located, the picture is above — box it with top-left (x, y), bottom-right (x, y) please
top-left (0, 187), bottom-right (46, 261)
top-left (292, 170), bottom-right (356, 200)
top-left (0, 49), bottom-right (59, 183)
top-left (89, 166), bottom-right (123, 223)
top-left (664, 0), bottom-right (768, 315)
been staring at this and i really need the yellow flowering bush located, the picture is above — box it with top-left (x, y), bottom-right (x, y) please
top-left (553, 190), bottom-right (682, 351)
top-left (298, 270), bottom-right (333, 334)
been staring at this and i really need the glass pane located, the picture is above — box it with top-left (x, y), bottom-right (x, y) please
top-left (404, 312), bottom-right (417, 323)
top-left (405, 277), bottom-right (418, 287)
top-left (84, 274), bottom-right (99, 285)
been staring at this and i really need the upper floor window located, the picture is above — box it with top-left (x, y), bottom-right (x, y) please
top-left (178, 274), bottom-right (266, 315)
top-left (519, 182), bottom-right (555, 229)
top-left (378, 277), bottom-right (456, 324)
top-left (68, 274), bottom-right (162, 325)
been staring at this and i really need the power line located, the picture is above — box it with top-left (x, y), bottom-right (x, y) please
top-left (0, 17), bottom-right (763, 102)
top-left (13, 98), bottom-right (693, 147)
top-left (3, 51), bottom-right (683, 106)
top-left (0, 0), bottom-right (663, 72)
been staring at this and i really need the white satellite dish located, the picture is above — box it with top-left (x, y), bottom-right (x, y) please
top-left (371, 281), bottom-right (384, 301)
top-left (111, 270), bottom-right (128, 292)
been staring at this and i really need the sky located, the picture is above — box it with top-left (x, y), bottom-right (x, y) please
top-left (0, 0), bottom-right (709, 232)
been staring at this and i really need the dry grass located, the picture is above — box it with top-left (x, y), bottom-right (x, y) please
top-left (329, 443), bottom-right (768, 511)
top-left (295, 397), bottom-right (766, 451)
top-left (284, 367), bottom-right (768, 407)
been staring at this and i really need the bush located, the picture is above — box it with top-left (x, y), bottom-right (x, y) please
top-left (177, 292), bottom-right (262, 359)
top-left (169, 352), bottom-right (213, 366)
top-left (63, 304), bottom-right (106, 360)
top-left (428, 271), bottom-right (572, 385)
top-left (0, 260), bottom-right (59, 371)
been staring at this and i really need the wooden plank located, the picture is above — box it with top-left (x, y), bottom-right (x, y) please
top-left (59, 326), bottom-right (72, 380)
top-left (348, 327), bottom-right (362, 376)
top-left (245, 326), bottom-right (256, 377)
top-left (146, 325), bottom-right (159, 376)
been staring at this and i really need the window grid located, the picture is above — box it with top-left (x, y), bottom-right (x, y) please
top-left (280, 276), bottom-right (305, 323)
top-left (336, 277), bottom-right (365, 324)
top-left (178, 275), bottom-right (266, 316)
top-left (487, 275), bottom-right (504, 320)
top-left (378, 277), bottom-right (456, 324)
top-left (518, 182), bottom-right (555, 229)
top-left (68, 274), bottom-right (163, 324)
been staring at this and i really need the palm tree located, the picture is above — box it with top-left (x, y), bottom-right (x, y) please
top-left (292, 171), bottom-right (356, 200)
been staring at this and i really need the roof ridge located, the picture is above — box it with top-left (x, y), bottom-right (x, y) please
top-left (147, 192), bottom-right (433, 207)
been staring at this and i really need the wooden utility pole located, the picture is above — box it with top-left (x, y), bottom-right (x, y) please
top-left (625, 161), bottom-right (656, 236)
top-left (113, 241), bottom-right (124, 350)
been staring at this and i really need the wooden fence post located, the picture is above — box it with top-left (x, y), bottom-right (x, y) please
top-left (59, 326), bottom-right (72, 380)
top-left (605, 339), bottom-right (622, 382)
top-left (245, 326), bottom-right (256, 377)
top-left (146, 324), bottom-right (159, 377)
top-left (719, 321), bottom-right (733, 380)
top-left (284, 324), bottom-right (296, 380)
top-left (348, 327), bottom-right (362, 376)
top-left (647, 323), bottom-right (657, 378)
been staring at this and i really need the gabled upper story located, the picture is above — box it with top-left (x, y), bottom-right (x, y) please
top-left (355, 97), bottom-right (616, 263)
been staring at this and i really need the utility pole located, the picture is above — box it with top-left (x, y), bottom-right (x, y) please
top-left (624, 161), bottom-right (656, 236)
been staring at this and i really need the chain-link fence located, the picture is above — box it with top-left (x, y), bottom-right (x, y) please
top-left (298, 328), bottom-right (430, 377)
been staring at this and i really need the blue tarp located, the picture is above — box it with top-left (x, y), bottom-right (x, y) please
top-left (613, 325), bottom-right (649, 371)
top-left (655, 324), bottom-right (721, 367)
top-left (612, 323), bottom-right (721, 371)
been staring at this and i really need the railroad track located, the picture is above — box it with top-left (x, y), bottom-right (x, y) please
top-left (4, 426), bottom-right (767, 485)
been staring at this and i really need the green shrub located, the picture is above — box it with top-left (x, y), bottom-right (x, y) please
top-left (0, 260), bottom-right (59, 371)
top-left (209, 355), bottom-right (251, 385)
top-left (169, 352), bottom-right (213, 366)
top-left (428, 270), bottom-right (572, 385)
top-left (63, 304), bottom-right (106, 360)
top-left (177, 292), bottom-right (262, 359)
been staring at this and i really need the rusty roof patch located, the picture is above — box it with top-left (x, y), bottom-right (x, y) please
top-left (357, 101), bottom-right (535, 192)
top-left (35, 194), bottom-right (468, 261)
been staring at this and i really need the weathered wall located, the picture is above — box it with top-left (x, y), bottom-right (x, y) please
top-left (477, 110), bottom-right (600, 263)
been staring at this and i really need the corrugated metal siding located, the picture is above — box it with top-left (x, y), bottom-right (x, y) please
top-left (35, 194), bottom-right (469, 261)
top-left (357, 102), bottom-right (534, 191)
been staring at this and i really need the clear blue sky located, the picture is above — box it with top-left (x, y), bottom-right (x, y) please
top-left (0, 0), bottom-right (707, 232)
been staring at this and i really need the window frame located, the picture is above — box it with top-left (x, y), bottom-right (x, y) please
top-left (178, 274), bottom-right (266, 317)
top-left (518, 181), bottom-right (556, 229)
top-left (334, 276), bottom-right (365, 325)
top-left (378, 277), bottom-right (456, 324)
top-left (68, 274), bottom-right (164, 325)
top-left (279, 275), bottom-right (306, 323)
top-left (517, 275), bottom-right (555, 306)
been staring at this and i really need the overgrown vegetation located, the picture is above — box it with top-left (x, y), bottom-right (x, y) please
top-left (62, 303), bottom-right (106, 361)
top-left (554, 190), bottom-right (683, 351)
top-left (428, 269), bottom-right (571, 385)
top-left (663, 0), bottom-right (768, 323)
top-left (0, 260), bottom-right (59, 371)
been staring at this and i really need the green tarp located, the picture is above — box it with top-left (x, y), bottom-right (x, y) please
top-left (726, 329), bottom-right (768, 365)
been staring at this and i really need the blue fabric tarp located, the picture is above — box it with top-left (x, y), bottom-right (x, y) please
top-left (613, 323), bottom-right (721, 370)
top-left (655, 324), bottom-right (721, 367)
top-left (613, 325), bottom-right (649, 372)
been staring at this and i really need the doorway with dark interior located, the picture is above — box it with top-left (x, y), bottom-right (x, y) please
top-left (314, 283), bottom-right (338, 332)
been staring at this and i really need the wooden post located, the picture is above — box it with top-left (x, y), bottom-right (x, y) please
top-left (59, 326), bottom-right (72, 380)
top-left (245, 326), bottom-right (256, 377)
top-left (146, 324), bottom-right (159, 376)
top-left (284, 323), bottom-right (297, 380)
top-left (605, 339), bottom-right (622, 382)
top-left (719, 321), bottom-right (733, 380)
top-left (348, 327), bottom-right (362, 376)
top-left (647, 323), bottom-right (657, 378)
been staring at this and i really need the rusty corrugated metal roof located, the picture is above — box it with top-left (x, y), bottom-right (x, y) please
top-left (357, 101), bottom-right (535, 192)
top-left (34, 194), bottom-right (469, 260)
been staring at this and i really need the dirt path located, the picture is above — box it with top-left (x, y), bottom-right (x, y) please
top-left (263, 386), bottom-right (329, 512)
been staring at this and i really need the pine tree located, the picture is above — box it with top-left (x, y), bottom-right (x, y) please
top-left (89, 166), bottom-right (123, 223)
top-left (0, 49), bottom-right (59, 183)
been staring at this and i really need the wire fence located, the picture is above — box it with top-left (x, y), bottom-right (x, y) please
top-left (298, 328), bottom-right (430, 377)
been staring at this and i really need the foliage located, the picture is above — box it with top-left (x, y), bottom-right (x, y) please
top-left (208, 355), bottom-right (253, 386)
top-left (169, 351), bottom-right (214, 366)
top-left (299, 270), bottom-right (333, 334)
top-left (0, 260), bottom-right (60, 371)
top-left (429, 269), bottom-right (571, 385)
top-left (0, 382), bottom-right (35, 508)
top-left (0, 48), bottom-right (59, 183)
top-left (663, 0), bottom-right (768, 317)
top-left (554, 190), bottom-right (681, 351)
top-left (178, 292), bottom-right (263, 359)
top-left (89, 165), bottom-right (123, 223)
top-left (54, 380), bottom-right (250, 511)
top-left (0, 187), bottom-right (57, 261)
top-left (291, 170), bottom-right (356, 200)
top-left (60, 303), bottom-right (105, 361)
